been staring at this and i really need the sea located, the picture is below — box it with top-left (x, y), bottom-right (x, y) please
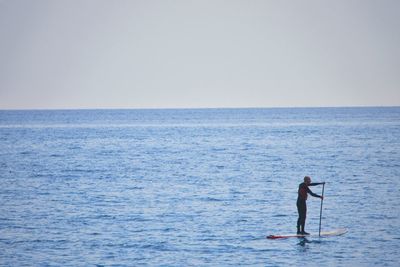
top-left (0, 107), bottom-right (399, 266)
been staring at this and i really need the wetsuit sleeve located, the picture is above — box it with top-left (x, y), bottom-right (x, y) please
top-left (309, 182), bottom-right (324, 186)
top-left (306, 187), bottom-right (321, 198)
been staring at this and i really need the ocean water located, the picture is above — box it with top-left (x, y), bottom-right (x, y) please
top-left (0, 107), bottom-right (399, 266)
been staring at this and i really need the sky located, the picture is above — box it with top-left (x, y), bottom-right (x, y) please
top-left (0, 0), bottom-right (399, 109)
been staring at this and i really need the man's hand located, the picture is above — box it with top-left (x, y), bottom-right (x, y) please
top-left (320, 196), bottom-right (324, 200)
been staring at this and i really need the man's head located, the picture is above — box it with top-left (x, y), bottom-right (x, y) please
top-left (304, 176), bottom-right (311, 185)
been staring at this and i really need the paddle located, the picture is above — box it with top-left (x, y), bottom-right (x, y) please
top-left (318, 182), bottom-right (325, 237)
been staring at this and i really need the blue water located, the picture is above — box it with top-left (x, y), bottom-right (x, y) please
top-left (0, 107), bottom-right (399, 266)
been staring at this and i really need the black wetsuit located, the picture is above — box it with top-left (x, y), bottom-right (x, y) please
top-left (297, 182), bottom-right (322, 233)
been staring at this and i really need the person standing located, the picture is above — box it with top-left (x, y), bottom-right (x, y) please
top-left (297, 176), bottom-right (324, 235)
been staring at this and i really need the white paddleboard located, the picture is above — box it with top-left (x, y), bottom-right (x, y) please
top-left (267, 228), bottom-right (347, 239)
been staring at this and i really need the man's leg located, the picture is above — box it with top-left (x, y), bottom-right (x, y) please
top-left (297, 202), bottom-right (302, 234)
top-left (301, 204), bottom-right (309, 235)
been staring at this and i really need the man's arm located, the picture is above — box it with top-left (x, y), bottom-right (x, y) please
top-left (309, 182), bottom-right (325, 186)
top-left (306, 187), bottom-right (322, 198)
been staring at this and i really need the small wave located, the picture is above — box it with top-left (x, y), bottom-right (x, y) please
top-left (272, 214), bottom-right (288, 218)
top-left (200, 197), bottom-right (224, 202)
top-left (127, 186), bottom-right (144, 190)
top-left (90, 232), bottom-right (101, 236)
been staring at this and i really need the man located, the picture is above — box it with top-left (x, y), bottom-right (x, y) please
top-left (297, 176), bottom-right (325, 235)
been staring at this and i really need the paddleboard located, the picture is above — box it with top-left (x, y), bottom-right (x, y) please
top-left (266, 228), bottom-right (347, 239)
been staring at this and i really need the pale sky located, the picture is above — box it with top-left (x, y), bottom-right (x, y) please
top-left (0, 0), bottom-right (399, 109)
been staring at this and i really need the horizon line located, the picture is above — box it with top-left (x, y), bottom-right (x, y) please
top-left (0, 104), bottom-right (399, 112)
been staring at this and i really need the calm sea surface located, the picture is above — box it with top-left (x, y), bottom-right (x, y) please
top-left (0, 107), bottom-right (399, 266)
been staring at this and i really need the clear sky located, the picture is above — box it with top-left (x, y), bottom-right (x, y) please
top-left (0, 0), bottom-right (399, 109)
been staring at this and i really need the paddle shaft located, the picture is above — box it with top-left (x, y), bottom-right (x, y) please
top-left (318, 183), bottom-right (325, 236)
